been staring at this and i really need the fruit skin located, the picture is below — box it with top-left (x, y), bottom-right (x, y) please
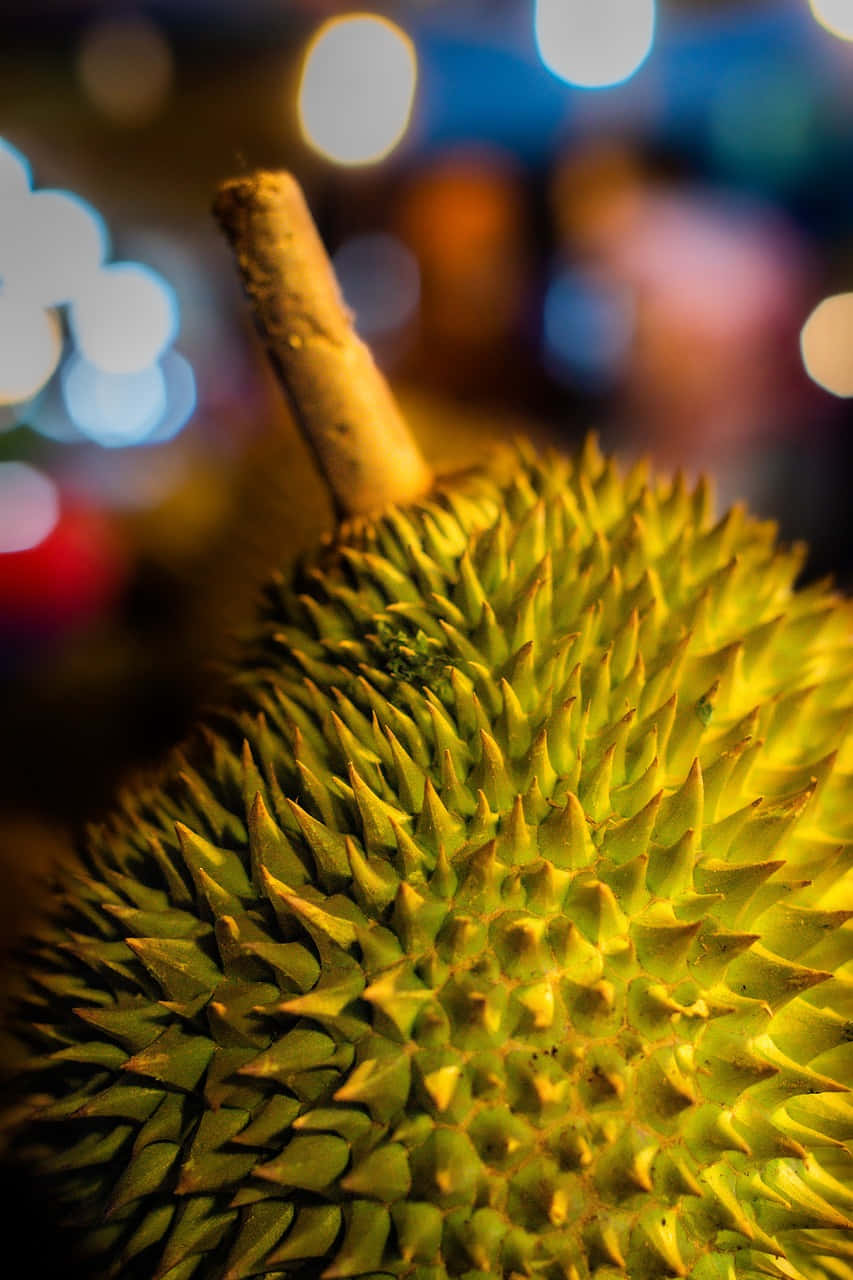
top-left (2, 436), bottom-right (852, 1280)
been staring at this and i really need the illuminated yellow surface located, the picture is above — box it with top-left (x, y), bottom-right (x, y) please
top-left (535, 0), bottom-right (655, 88)
top-left (809, 0), bottom-right (853, 41)
top-left (298, 15), bottom-right (417, 166)
top-left (800, 291), bottom-right (853, 396)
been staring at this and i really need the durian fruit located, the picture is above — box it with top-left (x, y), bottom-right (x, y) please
top-left (2, 173), bottom-right (852, 1280)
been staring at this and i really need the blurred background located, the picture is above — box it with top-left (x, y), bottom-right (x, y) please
top-left (1, 0), bottom-right (853, 902)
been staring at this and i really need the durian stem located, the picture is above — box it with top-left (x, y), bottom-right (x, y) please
top-left (213, 171), bottom-right (432, 519)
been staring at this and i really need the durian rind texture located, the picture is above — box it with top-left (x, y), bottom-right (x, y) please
top-left (3, 438), bottom-right (853, 1280)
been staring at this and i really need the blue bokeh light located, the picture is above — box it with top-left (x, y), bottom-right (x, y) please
top-left (145, 350), bottom-right (197, 445)
top-left (62, 354), bottom-right (167, 448)
top-left (543, 267), bottom-right (634, 390)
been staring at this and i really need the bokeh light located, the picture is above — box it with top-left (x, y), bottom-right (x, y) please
top-left (333, 233), bottom-right (420, 338)
top-left (535, 0), bottom-right (655, 89)
top-left (0, 137), bottom-right (31, 194)
top-left (0, 301), bottom-right (62, 404)
top-left (709, 63), bottom-right (818, 191)
top-left (298, 15), bottom-right (417, 166)
top-left (76, 14), bottom-right (174, 125)
top-left (809, 0), bottom-right (853, 42)
top-left (62, 354), bottom-right (168, 447)
top-left (25, 373), bottom-right (87, 443)
top-left (70, 262), bottom-right (179, 374)
top-left (0, 462), bottom-right (60, 554)
top-left (800, 291), bottom-right (853, 396)
top-left (0, 188), bottom-right (109, 307)
top-left (145, 350), bottom-right (197, 445)
top-left (543, 267), bottom-right (634, 389)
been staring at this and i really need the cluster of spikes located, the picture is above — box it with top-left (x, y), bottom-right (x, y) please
top-left (2, 436), bottom-right (852, 1280)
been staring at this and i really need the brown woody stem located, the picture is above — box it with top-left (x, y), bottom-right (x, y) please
top-left (213, 170), bottom-right (432, 518)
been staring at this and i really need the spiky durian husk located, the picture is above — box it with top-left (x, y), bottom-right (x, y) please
top-left (3, 437), bottom-right (853, 1280)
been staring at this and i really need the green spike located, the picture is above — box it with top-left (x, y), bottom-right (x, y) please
top-left (564, 878), bottom-right (627, 946)
top-left (389, 816), bottom-right (433, 881)
top-left (122, 1024), bottom-right (214, 1091)
top-left (176, 1110), bottom-right (256, 1194)
top-left (694, 856), bottom-right (784, 926)
top-left (455, 546), bottom-right (487, 625)
top-left (454, 840), bottom-right (504, 912)
top-left (393, 881), bottom-right (448, 954)
top-left (221, 1200), bottom-right (295, 1280)
top-left (261, 868), bottom-right (360, 951)
top-left (437, 615), bottom-right (484, 669)
top-left (334, 1050), bottom-right (412, 1123)
top-left (132, 1090), bottom-right (186, 1152)
top-left (545, 697), bottom-right (580, 778)
top-left (241, 935), bottom-right (320, 992)
top-left (287, 800), bottom-right (352, 889)
top-left (725, 943), bottom-right (831, 1010)
top-left (449, 667), bottom-right (488, 741)
top-left (322, 1200), bottom-right (391, 1278)
top-left (523, 727), bottom-right (558, 798)
top-left (349, 763), bottom-right (408, 855)
top-left (174, 824), bottom-right (252, 900)
top-left (247, 791), bottom-right (309, 890)
top-left (147, 833), bottom-right (193, 909)
top-left (340, 1143), bottom-right (411, 1202)
top-left (357, 676), bottom-right (430, 766)
top-left (266, 1204), bottom-right (343, 1264)
top-left (409, 1127), bottom-right (482, 1207)
top-left (293, 1105), bottom-right (374, 1143)
top-left (345, 837), bottom-right (399, 914)
top-left (38, 1123), bottom-right (133, 1177)
top-left (579, 743), bottom-right (615, 823)
top-left (177, 759), bottom-right (247, 845)
top-left (637, 1207), bottom-right (688, 1276)
top-left (330, 709), bottom-right (384, 782)
top-left (728, 788), bottom-right (814, 863)
top-left (472, 598), bottom-right (509, 669)
top-left (125, 936), bottom-right (221, 1004)
top-left (363, 965), bottom-right (435, 1040)
top-left (277, 968), bottom-right (369, 1041)
top-left (118, 1202), bottom-right (176, 1269)
top-left (646, 826), bottom-right (698, 900)
top-left (295, 758), bottom-right (339, 828)
top-left (758, 904), bottom-right (853, 963)
top-left (255, 1132), bottom-right (350, 1190)
top-left (497, 676), bottom-right (531, 758)
top-left (601, 791), bottom-right (662, 866)
top-left (538, 791), bottom-right (596, 870)
top-left (417, 777), bottom-right (466, 855)
top-left (73, 1003), bottom-right (171, 1055)
top-left (506, 638), bottom-right (540, 708)
top-left (392, 1201), bottom-right (444, 1265)
top-left (472, 731), bottom-right (515, 812)
top-left (499, 794), bottom-right (536, 865)
top-left (430, 844), bottom-right (458, 899)
top-left (107, 1141), bottom-right (179, 1216)
top-left (384, 726), bottom-right (427, 812)
top-left (231, 1094), bottom-right (301, 1149)
top-left (631, 913), bottom-right (702, 979)
top-left (439, 747), bottom-right (476, 818)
